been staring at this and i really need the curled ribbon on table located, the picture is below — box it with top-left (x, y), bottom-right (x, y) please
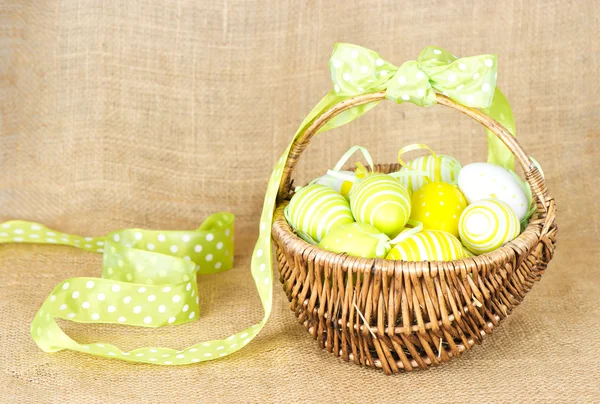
top-left (0, 214), bottom-right (265, 364)
top-left (0, 43), bottom-right (517, 365)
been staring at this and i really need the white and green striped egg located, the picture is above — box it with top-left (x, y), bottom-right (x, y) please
top-left (386, 230), bottom-right (466, 262)
top-left (458, 199), bottom-right (520, 255)
top-left (349, 173), bottom-right (411, 238)
top-left (397, 154), bottom-right (462, 193)
top-left (285, 184), bottom-right (354, 242)
top-left (318, 222), bottom-right (391, 259)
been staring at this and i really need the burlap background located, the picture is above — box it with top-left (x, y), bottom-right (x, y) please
top-left (1, 0), bottom-right (598, 402)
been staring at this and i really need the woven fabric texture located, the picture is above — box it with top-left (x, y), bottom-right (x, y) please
top-left (0, 0), bottom-right (598, 402)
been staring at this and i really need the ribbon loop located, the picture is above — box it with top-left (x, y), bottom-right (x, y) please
top-left (329, 43), bottom-right (396, 96)
top-left (421, 55), bottom-right (499, 108)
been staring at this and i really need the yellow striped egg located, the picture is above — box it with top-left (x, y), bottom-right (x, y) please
top-left (285, 184), bottom-right (354, 242)
top-left (458, 199), bottom-right (520, 254)
top-left (397, 155), bottom-right (461, 192)
top-left (349, 173), bottom-right (411, 238)
top-left (386, 230), bottom-right (466, 262)
top-left (319, 222), bottom-right (391, 259)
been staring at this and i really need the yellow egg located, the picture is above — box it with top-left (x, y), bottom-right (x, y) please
top-left (386, 230), bottom-right (466, 262)
top-left (349, 173), bottom-right (411, 238)
top-left (458, 199), bottom-right (520, 254)
top-left (410, 182), bottom-right (467, 238)
top-left (284, 184), bottom-right (354, 242)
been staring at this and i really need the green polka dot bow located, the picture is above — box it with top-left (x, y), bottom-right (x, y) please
top-left (325, 43), bottom-right (517, 170)
top-left (0, 43), bottom-right (516, 366)
top-left (331, 43), bottom-right (497, 107)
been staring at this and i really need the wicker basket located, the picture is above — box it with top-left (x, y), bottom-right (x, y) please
top-left (271, 92), bottom-right (557, 374)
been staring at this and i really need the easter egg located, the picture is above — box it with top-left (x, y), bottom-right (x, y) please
top-left (284, 184), bottom-right (354, 242)
top-left (410, 182), bottom-right (467, 238)
top-left (386, 230), bottom-right (466, 262)
top-left (397, 154), bottom-right (461, 193)
top-left (312, 170), bottom-right (356, 199)
top-left (349, 173), bottom-right (411, 238)
top-left (318, 222), bottom-right (391, 259)
top-left (462, 247), bottom-right (475, 258)
top-left (458, 163), bottom-right (528, 220)
top-left (458, 199), bottom-right (520, 254)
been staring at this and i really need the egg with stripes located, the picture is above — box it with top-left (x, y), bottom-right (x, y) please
top-left (397, 154), bottom-right (461, 193)
top-left (458, 162), bottom-right (528, 220)
top-left (458, 199), bottom-right (520, 254)
top-left (349, 173), bottom-right (411, 238)
top-left (318, 222), bottom-right (391, 258)
top-left (284, 184), bottom-right (354, 242)
top-left (386, 230), bottom-right (466, 261)
top-left (410, 182), bottom-right (467, 238)
top-left (312, 170), bottom-right (356, 199)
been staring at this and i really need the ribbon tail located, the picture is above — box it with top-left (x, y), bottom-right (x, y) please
top-left (253, 87), bottom-right (381, 330)
top-left (482, 88), bottom-right (516, 171)
top-left (252, 89), bottom-right (377, 341)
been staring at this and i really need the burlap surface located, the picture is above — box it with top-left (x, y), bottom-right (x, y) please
top-left (1, 0), bottom-right (598, 402)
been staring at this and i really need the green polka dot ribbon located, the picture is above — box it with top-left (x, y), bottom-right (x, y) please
top-left (1, 213), bottom-right (263, 364)
top-left (0, 43), bottom-right (516, 365)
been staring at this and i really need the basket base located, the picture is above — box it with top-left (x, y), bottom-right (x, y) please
top-left (296, 298), bottom-right (499, 372)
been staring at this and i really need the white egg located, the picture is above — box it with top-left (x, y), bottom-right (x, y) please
top-left (458, 163), bottom-right (528, 220)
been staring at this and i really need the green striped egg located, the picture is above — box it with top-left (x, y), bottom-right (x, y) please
top-left (386, 230), bottom-right (466, 261)
top-left (349, 173), bottom-right (411, 238)
top-left (319, 222), bottom-right (391, 259)
top-left (398, 155), bottom-right (461, 192)
top-left (285, 184), bottom-right (354, 242)
top-left (458, 199), bottom-right (520, 254)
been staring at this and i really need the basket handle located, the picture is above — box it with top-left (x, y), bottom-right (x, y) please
top-left (277, 92), bottom-right (550, 217)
